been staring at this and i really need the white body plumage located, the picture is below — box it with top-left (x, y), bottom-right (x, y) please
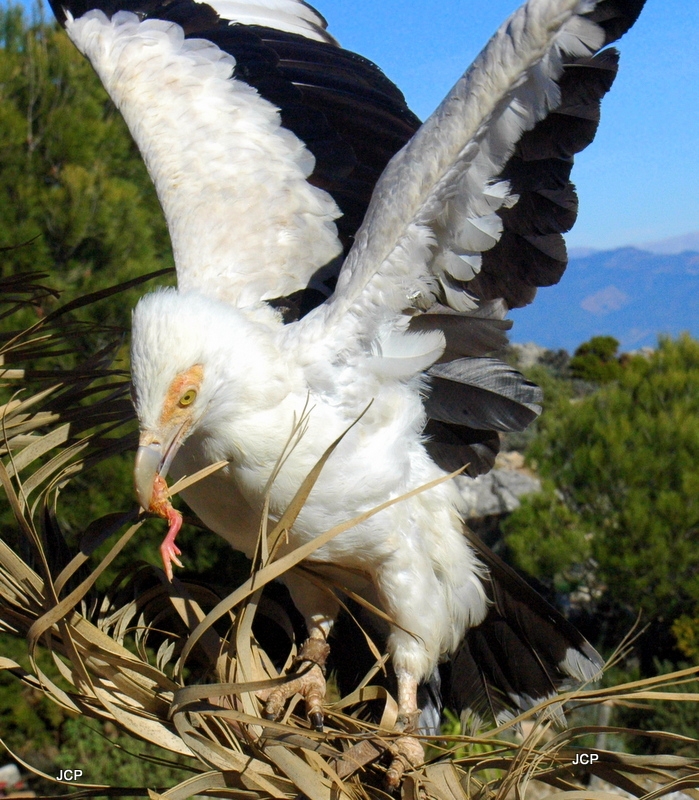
top-left (132, 290), bottom-right (488, 681)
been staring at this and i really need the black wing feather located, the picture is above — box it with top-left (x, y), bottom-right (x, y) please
top-left (207, 24), bottom-right (421, 254)
top-left (475, 43), bottom-right (628, 309)
top-left (426, 359), bottom-right (543, 433)
top-left (423, 421), bottom-right (501, 478)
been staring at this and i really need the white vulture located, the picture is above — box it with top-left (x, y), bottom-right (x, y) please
top-left (48, 0), bottom-right (645, 784)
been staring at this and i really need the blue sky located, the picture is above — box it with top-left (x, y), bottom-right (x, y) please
top-left (316, 0), bottom-right (699, 251)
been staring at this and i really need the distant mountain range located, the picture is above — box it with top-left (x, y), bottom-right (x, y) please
top-left (569, 231), bottom-right (699, 260)
top-left (509, 236), bottom-right (699, 353)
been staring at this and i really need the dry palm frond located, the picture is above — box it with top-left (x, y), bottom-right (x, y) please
top-left (1, 273), bottom-right (699, 800)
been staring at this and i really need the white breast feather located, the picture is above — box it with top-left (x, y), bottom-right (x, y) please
top-left (66, 10), bottom-right (343, 307)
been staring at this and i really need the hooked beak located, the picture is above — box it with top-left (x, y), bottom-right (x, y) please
top-left (134, 423), bottom-right (188, 510)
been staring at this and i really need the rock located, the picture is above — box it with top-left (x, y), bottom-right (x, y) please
top-left (509, 342), bottom-right (570, 373)
top-left (509, 342), bottom-right (550, 369)
top-left (460, 456), bottom-right (541, 519)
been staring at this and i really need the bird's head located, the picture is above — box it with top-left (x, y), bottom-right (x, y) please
top-left (130, 287), bottom-right (285, 511)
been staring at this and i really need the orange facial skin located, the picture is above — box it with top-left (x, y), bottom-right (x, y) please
top-left (157, 364), bottom-right (204, 433)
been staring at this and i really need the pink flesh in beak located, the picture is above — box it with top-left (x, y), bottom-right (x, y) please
top-left (151, 475), bottom-right (184, 582)
top-left (135, 445), bottom-right (184, 581)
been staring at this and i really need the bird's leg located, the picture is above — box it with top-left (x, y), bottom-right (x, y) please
top-left (396, 670), bottom-right (420, 731)
top-left (265, 572), bottom-right (338, 730)
top-left (264, 628), bottom-right (330, 731)
top-left (386, 670), bottom-right (424, 789)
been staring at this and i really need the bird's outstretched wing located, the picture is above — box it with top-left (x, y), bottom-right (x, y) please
top-left (321, 0), bottom-right (645, 327)
top-left (294, 0), bottom-right (643, 474)
top-left (50, 0), bottom-right (420, 306)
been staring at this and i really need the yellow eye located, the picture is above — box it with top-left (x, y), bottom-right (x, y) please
top-left (179, 389), bottom-right (197, 407)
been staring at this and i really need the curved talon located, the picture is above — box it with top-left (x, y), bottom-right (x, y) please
top-left (309, 710), bottom-right (324, 733)
top-left (386, 735), bottom-right (424, 790)
top-left (264, 662), bottom-right (326, 728)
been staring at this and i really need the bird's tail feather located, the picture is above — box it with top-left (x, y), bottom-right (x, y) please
top-left (442, 528), bottom-right (603, 726)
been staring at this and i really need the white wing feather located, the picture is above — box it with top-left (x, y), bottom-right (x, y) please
top-left (66, 8), bottom-right (343, 307)
top-left (198, 0), bottom-right (336, 43)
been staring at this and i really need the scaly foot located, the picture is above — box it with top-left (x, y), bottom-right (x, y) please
top-left (386, 735), bottom-right (424, 790)
top-left (264, 636), bottom-right (330, 731)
